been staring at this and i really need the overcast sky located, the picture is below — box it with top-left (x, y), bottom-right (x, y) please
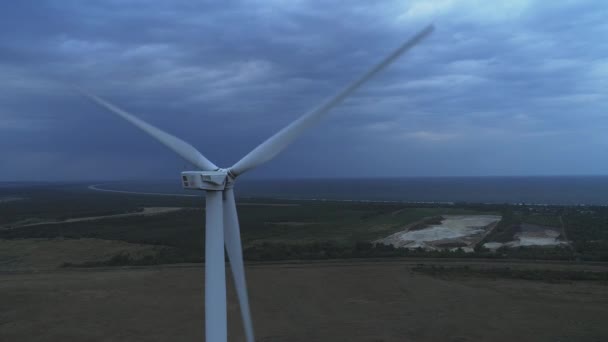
top-left (1, 0), bottom-right (607, 181)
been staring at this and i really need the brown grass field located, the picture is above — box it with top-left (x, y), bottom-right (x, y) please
top-left (1, 260), bottom-right (607, 342)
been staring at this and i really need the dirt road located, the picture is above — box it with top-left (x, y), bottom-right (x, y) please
top-left (1, 207), bottom-right (184, 230)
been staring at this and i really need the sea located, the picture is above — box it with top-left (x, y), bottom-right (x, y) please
top-left (81, 176), bottom-right (608, 206)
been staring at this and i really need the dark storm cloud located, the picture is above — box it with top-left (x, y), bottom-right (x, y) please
top-left (1, 0), bottom-right (608, 180)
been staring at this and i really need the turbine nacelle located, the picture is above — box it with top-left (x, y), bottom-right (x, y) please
top-left (181, 170), bottom-right (230, 191)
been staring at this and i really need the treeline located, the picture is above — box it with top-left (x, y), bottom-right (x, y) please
top-left (563, 208), bottom-right (608, 242)
top-left (64, 240), bottom-right (608, 268)
top-left (412, 264), bottom-right (608, 283)
top-left (63, 248), bottom-right (201, 268)
top-left (243, 241), bottom-right (593, 262)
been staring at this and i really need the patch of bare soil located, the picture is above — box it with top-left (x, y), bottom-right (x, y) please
top-left (1, 261), bottom-right (607, 342)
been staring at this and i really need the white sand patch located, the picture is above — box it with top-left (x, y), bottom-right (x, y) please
top-left (509, 229), bottom-right (566, 247)
top-left (378, 215), bottom-right (501, 250)
top-left (401, 225), bottom-right (474, 241)
top-left (397, 215), bottom-right (499, 242)
top-left (483, 242), bottom-right (504, 250)
top-left (449, 247), bottom-right (475, 253)
top-left (402, 241), bottom-right (438, 251)
top-left (513, 237), bottom-right (561, 246)
top-left (484, 224), bottom-right (568, 250)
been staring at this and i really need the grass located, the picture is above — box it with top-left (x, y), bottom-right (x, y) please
top-left (412, 264), bottom-right (608, 283)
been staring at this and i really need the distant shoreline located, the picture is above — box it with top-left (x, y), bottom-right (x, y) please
top-left (85, 177), bottom-right (608, 206)
top-left (87, 184), bottom-right (200, 197)
top-left (86, 183), bottom-right (608, 207)
top-left (87, 183), bottom-right (459, 204)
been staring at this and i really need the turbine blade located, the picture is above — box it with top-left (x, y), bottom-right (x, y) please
top-left (205, 191), bottom-right (227, 342)
top-left (223, 188), bottom-right (255, 342)
top-left (229, 24), bottom-right (434, 176)
top-left (78, 90), bottom-right (218, 171)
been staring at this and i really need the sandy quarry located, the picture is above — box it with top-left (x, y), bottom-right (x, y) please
top-left (377, 215), bottom-right (501, 250)
top-left (484, 223), bottom-right (567, 250)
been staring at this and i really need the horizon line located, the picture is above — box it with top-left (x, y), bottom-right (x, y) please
top-left (3, 174), bottom-right (608, 184)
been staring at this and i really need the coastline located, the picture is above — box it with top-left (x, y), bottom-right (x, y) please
top-left (88, 184), bottom-right (200, 198)
top-left (87, 183), bottom-right (608, 207)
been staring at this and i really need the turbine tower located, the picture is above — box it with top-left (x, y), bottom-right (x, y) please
top-left (79, 25), bottom-right (433, 342)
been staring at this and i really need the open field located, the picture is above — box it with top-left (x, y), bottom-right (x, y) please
top-left (0, 238), bottom-right (166, 272)
top-left (1, 260), bottom-right (607, 342)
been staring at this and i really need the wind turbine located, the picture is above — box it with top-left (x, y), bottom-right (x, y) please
top-left (78, 25), bottom-right (433, 342)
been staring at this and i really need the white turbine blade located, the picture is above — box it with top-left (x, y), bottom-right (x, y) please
top-left (229, 24), bottom-right (434, 176)
top-left (223, 188), bottom-right (255, 342)
top-left (205, 191), bottom-right (227, 342)
top-left (78, 90), bottom-right (218, 171)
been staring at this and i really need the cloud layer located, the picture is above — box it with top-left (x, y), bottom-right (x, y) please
top-left (1, 0), bottom-right (607, 180)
